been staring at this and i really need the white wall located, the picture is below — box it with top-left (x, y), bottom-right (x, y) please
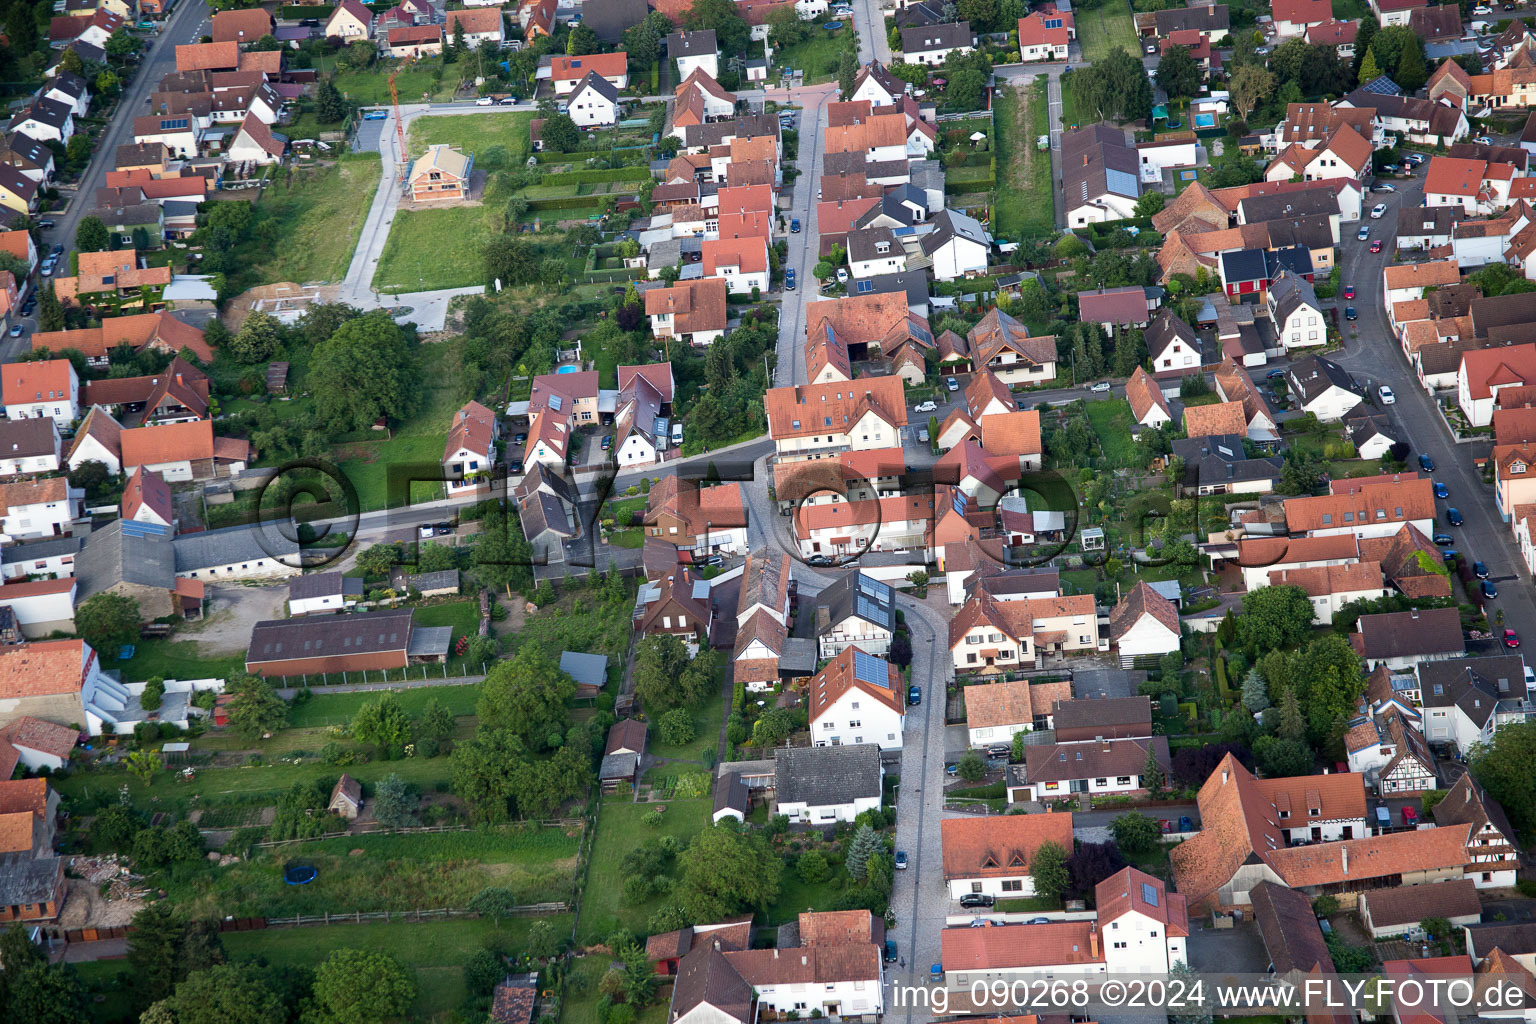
top-left (811, 690), bottom-right (903, 750)
top-left (778, 793), bottom-right (881, 823)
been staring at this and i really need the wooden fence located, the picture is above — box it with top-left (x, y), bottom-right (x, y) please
top-left (245, 819), bottom-right (585, 848)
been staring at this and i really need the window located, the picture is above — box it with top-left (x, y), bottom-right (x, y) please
top-left (971, 882), bottom-right (983, 893)
top-left (1117, 776), bottom-right (1132, 786)
top-left (1095, 778), bottom-right (1108, 786)
top-left (1002, 879), bottom-right (1023, 892)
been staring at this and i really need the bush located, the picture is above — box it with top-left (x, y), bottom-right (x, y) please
top-left (141, 677), bottom-right (165, 712)
top-left (797, 850), bottom-right (831, 883)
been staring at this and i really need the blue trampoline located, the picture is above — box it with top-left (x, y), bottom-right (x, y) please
top-left (284, 862), bottom-right (317, 885)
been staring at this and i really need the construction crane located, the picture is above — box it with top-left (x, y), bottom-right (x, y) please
top-left (388, 70), bottom-right (407, 163)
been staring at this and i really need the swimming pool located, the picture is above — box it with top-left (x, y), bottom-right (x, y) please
top-left (1192, 112), bottom-right (1217, 129)
top-left (557, 365), bottom-right (579, 374)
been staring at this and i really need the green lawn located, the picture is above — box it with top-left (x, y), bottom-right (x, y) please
top-left (413, 600), bottom-right (480, 642)
top-left (1084, 399), bottom-right (1140, 468)
top-left (994, 78), bottom-right (1058, 241)
top-left (332, 344), bottom-right (462, 510)
top-left (242, 155), bottom-right (382, 285)
top-left (409, 111), bottom-right (534, 165)
top-left (372, 205), bottom-right (488, 292)
top-left (1077, 0), bottom-right (1139, 63)
top-left (168, 826), bottom-right (581, 919)
top-left (334, 62), bottom-right (458, 105)
top-left (579, 797), bottom-right (711, 941)
top-left (288, 680), bottom-right (483, 729)
top-left (646, 687), bottom-right (724, 766)
top-left (772, 28), bottom-right (850, 84)
top-left (103, 639), bottom-right (249, 685)
top-left (764, 868), bottom-right (846, 927)
top-left (509, 590), bottom-right (634, 667)
top-left (1060, 74), bottom-right (1083, 131)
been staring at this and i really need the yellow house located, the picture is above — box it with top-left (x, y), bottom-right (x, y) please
top-left (0, 166), bottom-right (37, 216)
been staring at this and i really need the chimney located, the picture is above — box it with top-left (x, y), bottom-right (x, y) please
top-left (1341, 845), bottom-right (1349, 874)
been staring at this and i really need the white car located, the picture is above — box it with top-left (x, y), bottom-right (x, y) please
top-left (946, 377), bottom-right (960, 392)
top-left (914, 400), bottom-right (937, 413)
top-left (1357, 225), bottom-right (1371, 240)
top-left (836, 268), bottom-right (849, 283)
top-left (1475, 135), bottom-right (1495, 146)
top-left (1371, 203), bottom-right (1388, 219)
top-left (1379, 385), bottom-right (1396, 405)
top-left (1474, 4), bottom-right (1493, 13)
top-left (476, 96), bottom-right (494, 106)
top-left (1089, 381), bottom-right (1111, 393)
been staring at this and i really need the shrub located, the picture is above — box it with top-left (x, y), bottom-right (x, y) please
top-left (797, 850), bottom-right (831, 883)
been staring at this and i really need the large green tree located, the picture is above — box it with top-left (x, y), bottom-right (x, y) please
top-left (309, 950), bottom-right (416, 1024)
top-left (476, 647), bottom-right (576, 751)
top-left (678, 823), bottom-right (783, 921)
top-left (75, 215), bottom-right (109, 253)
top-left (633, 635), bottom-right (717, 711)
top-left (1155, 45), bottom-right (1202, 103)
top-left (228, 310), bottom-right (284, 364)
top-left (1235, 585), bottom-right (1314, 655)
top-left (350, 693), bottom-right (412, 755)
top-left (126, 904), bottom-right (226, 1007)
top-left (1029, 839), bottom-right (1070, 901)
top-left (76, 592), bottom-right (140, 653)
top-left (1470, 721), bottom-right (1536, 832)
top-left (150, 964), bottom-right (285, 1024)
top-left (685, 0), bottom-right (750, 56)
top-left (308, 310), bottom-right (419, 432)
top-left (225, 673), bottom-right (289, 740)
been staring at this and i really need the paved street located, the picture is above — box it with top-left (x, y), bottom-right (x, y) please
top-left (774, 84), bottom-right (835, 387)
top-left (850, 0), bottom-right (893, 66)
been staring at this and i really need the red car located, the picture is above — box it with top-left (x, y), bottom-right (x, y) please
top-left (1506, 629), bottom-right (1521, 649)
top-left (1344, 285), bottom-right (1355, 299)
top-left (1159, 818), bottom-right (1172, 834)
top-left (1370, 240), bottom-right (1383, 253)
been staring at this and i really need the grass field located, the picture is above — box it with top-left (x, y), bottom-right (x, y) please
top-left (993, 77), bottom-right (1057, 241)
top-left (103, 639), bottom-right (248, 685)
top-left (243, 155), bottom-right (381, 285)
top-left (168, 825), bottom-right (581, 919)
top-left (508, 589), bottom-right (634, 667)
top-left (334, 63), bottom-right (458, 105)
top-left (333, 344), bottom-right (463, 509)
top-left (1060, 74), bottom-right (1083, 131)
top-left (579, 797), bottom-right (710, 941)
top-left (1084, 399), bottom-right (1140, 468)
top-left (646, 687), bottom-right (724, 766)
top-left (409, 111), bottom-right (534, 164)
top-left (1077, 0), bottom-right (1139, 62)
top-left (372, 205), bottom-right (488, 292)
top-left (287, 681), bottom-right (483, 729)
top-left (772, 27), bottom-right (851, 84)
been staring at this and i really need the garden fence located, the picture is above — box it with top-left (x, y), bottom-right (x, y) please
top-left (264, 904), bottom-right (570, 929)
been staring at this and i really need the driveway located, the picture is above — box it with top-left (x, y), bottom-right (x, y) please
top-left (1186, 918), bottom-right (1271, 974)
top-left (180, 583), bottom-right (290, 657)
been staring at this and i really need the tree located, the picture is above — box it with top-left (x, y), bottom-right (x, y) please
top-left (355, 542), bottom-right (400, 578)
top-left (105, 27), bottom-right (139, 57)
top-left (657, 708), bottom-right (697, 746)
top-left (633, 634), bottom-right (712, 711)
top-left (539, 112), bottom-right (580, 153)
top-left (371, 773), bottom-right (418, 829)
top-left (1395, 34), bottom-right (1427, 91)
top-left (1275, 685), bottom-right (1306, 742)
top-left (351, 693), bottom-right (411, 755)
top-left (624, 10), bottom-right (674, 67)
top-left (310, 949), bottom-right (416, 1024)
top-left (1143, 746), bottom-right (1167, 797)
top-left (228, 310), bottom-right (284, 364)
top-left (308, 310), bottom-right (419, 433)
top-left (838, 47), bottom-right (858, 98)
top-left (126, 904), bottom-right (226, 1007)
top-left (1203, 142), bottom-right (1263, 189)
top-left (1235, 584), bottom-right (1314, 654)
top-left (76, 215), bottom-right (109, 253)
top-left (845, 823), bottom-right (881, 882)
top-left (38, 283), bottom-right (63, 332)
top-left (476, 647), bottom-right (577, 751)
top-left (417, 697), bottom-right (455, 742)
top-left (685, 0), bottom-right (751, 58)
top-left (75, 591), bottom-right (139, 653)
top-left (1470, 721), bottom-right (1536, 832)
top-left (1169, 961), bottom-right (1213, 1024)
top-left (1254, 734), bottom-right (1313, 777)
top-left (751, 707), bottom-right (794, 747)
top-left (566, 22), bottom-right (600, 54)
top-left (152, 964), bottom-right (287, 1024)
top-left (677, 824), bottom-right (782, 921)
top-left (225, 673), bottom-right (289, 740)
top-left (1356, 47), bottom-right (1382, 85)
top-left (1290, 635), bottom-right (1365, 740)
top-left (1108, 812), bottom-right (1161, 854)
top-left (1135, 192), bottom-right (1166, 218)
top-left (316, 77), bottom-right (348, 123)
top-left (1155, 45), bottom-right (1202, 103)
top-left (1241, 666), bottom-right (1270, 712)
top-left (796, 849), bottom-right (831, 883)
top-left (126, 750), bottom-right (162, 786)
top-left (956, 748), bottom-right (986, 781)
top-left (1029, 839), bottom-right (1069, 902)
top-left (141, 676), bottom-right (166, 712)
top-left (1067, 841), bottom-right (1127, 900)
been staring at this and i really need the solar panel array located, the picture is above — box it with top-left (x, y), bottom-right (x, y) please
top-left (1141, 882), bottom-right (1159, 907)
top-left (853, 650), bottom-right (889, 689)
top-left (857, 594), bottom-right (891, 629)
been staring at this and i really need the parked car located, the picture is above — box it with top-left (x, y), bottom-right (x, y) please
top-left (1434, 481), bottom-right (1448, 498)
top-left (930, 964), bottom-right (943, 982)
top-left (419, 524), bottom-right (437, 539)
top-left (1179, 815), bottom-right (1193, 832)
top-left (1267, 368), bottom-right (1286, 379)
top-left (36, 220), bottom-right (53, 229)
top-left (959, 893), bottom-right (994, 909)
top-left (1484, 579), bottom-right (1499, 599)
top-left (908, 684), bottom-right (921, 705)
top-left (1346, 306), bottom-right (1358, 321)
top-left (1159, 818), bottom-right (1172, 833)
top-left (1506, 628), bottom-right (1522, 648)
top-left (362, 110), bottom-right (388, 120)
top-left (1371, 203), bottom-right (1388, 218)
top-left (836, 268), bottom-right (849, 284)
top-left (946, 377), bottom-right (959, 391)
top-left (986, 743), bottom-right (1011, 758)
top-left (1380, 164), bottom-right (1398, 174)
top-left (1440, 549), bottom-right (1459, 561)
top-left (1370, 239), bottom-right (1383, 253)
top-left (785, 268), bottom-right (796, 290)
top-left (1344, 285), bottom-right (1355, 299)
top-left (1475, 135), bottom-right (1495, 145)
top-left (916, 427), bottom-right (930, 443)
top-left (6, 325), bottom-right (21, 339)
top-left (945, 762), bottom-right (958, 776)
top-left (790, 217), bottom-right (801, 233)
top-left (1419, 453), bottom-right (1435, 471)
top-left (1357, 225), bottom-right (1371, 240)
top-left (508, 457), bottom-right (523, 474)
top-left (915, 400), bottom-right (937, 413)
top-left (600, 435), bottom-right (613, 450)
top-left (1371, 184), bottom-right (1396, 193)
top-left (1089, 381), bottom-right (1111, 393)
top-left (894, 851), bottom-right (908, 870)
top-left (1378, 384), bottom-right (1393, 403)
top-left (513, 432), bottom-right (527, 445)
top-left (476, 96), bottom-right (494, 106)
top-left (1433, 533), bottom-right (1453, 545)
top-left (671, 422), bottom-right (684, 445)
top-left (1403, 806), bottom-right (1420, 826)
top-left (1476, 561), bottom-right (1491, 579)
top-left (885, 940), bottom-right (898, 962)
top-left (1447, 507), bottom-right (1464, 526)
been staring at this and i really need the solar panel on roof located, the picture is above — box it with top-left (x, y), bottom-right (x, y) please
top-left (856, 595), bottom-right (891, 629)
top-left (853, 650), bottom-right (889, 689)
top-left (858, 576), bottom-right (892, 601)
top-left (1141, 882), bottom-right (1159, 906)
top-left (549, 394), bottom-right (563, 411)
top-left (952, 489), bottom-right (967, 517)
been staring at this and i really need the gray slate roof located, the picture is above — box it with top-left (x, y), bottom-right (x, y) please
top-left (0, 853), bottom-right (59, 908)
top-left (920, 208), bottom-right (989, 257)
top-left (75, 519), bottom-right (175, 598)
top-left (172, 527), bottom-right (299, 573)
top-left (288, 571), bottom-right (363, 601)
top-left (0, 534), bottom-right (80, 566)
top-left (774, 743), bottom-right (883, 807)
top-left (1172, 434), bottom-right (1282, 489)
top-left (560, 650), bottom-right (609, 690)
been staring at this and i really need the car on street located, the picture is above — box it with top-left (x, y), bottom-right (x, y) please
top-left (959, 893), bottom-right (994, 909)
top-left (49, 245), bottom-right (62, 257)
top-left (508, 457), bottom-right (523, 474)
top-left (1370, 239), bottom-right (1383, 252)
top-left (1434, 532), bottom-right (1453, 545)
top-left (362, 110), bottom-right (387, 120)
top-left (1371, 203), bottom-right (1388, 218)
top-left (432, 522), bottom-right (453, 536)
top-left (476, 96), bottom-right (494, 105)
top-left (1371, 184), bottom-right (1396, 193)
top-left (1346, 306), bottom-right (1358, 320)
top-left (1159, 818), bottom-right (1172, 833)
top-left (1344, 285), bottom-right (1355, 299)
top-left (513, 432), bottom-right (526, 444)
top-left (1440, 549), bottom-right (1459, 561)
top-left (1087, 380), bottom-right (1112, 393)
top-left (1434, 481), bottom-right (1448, 498)
top-left (807, 554), bottom-right (834, 566)
top-left (930, 964), bottom-right (943, 982)
top-left (1145, 42), bottom-right (1157, 53)
top-left (37, 220), bottom-right (53, 229)
top-left (895, 851), bottom-right (908, 870)
top-left (884, 939), bottom-right (898, 962)
top-left (419, 524), bottom-right (436, 539)
top-left (1447, 507), bottom-right (1464, 526)
top-left (1420, 453), bottom-right (1435, 471)
top-left (1475, 561), bottom-right (1491, 579)
top-left (1378, 384), bottom-right (1393, 403)
top-left (1357, 225), bottom-right (1371, 240)
top-left (915, 400), bottom-right (937, 413)
top-left (20, 301), bottom-right (33, 316)
top-left (1484, 579), bottom-right (1499, 599)
top-left (1267, 368), bottom-right (1286, 379)
top-left (946, 377), bottom-right (959, 391)
top-left (790, 217), bottom-right (800, 233)
top-left (6, 325), bottom-right (21, 339)
top-left (785, 268), bottom-right (795, 290)
top-left (1475, 135), bottom-right (1495, 145)
top-left (908, 684), bottom-right (921, 705)
top-left (1506, 629), bottom-right (1521, 648)
top-left (1179, 815), bottom-right (1193, 832)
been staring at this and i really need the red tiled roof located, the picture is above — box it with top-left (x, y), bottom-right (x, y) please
top-left (941, 812), bottom-right (1074, 880)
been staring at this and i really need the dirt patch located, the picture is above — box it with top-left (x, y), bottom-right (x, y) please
top-left (57, 877), bottom-right (145, 930)
top-left (178, 583), bottom-right (290, 655)
top-left (223, 281), bottom-right (343, 333)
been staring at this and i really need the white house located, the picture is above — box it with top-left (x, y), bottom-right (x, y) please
top-left (568, 74), bottom-right (620, 128)
top-left (1137, 138), bottom-right (1200, 185)
top-left (0, 477), bottom-right (80, 542)
top-left (1432, 773), bottom-right (1520, 889)
top-left (288, 571), bottom-right (363, 616)
top-left (65, 407), bottom-right (121, 475)
top-left (1267, 269), bottom-right (1326, 351)
top-left (0, 716), bottom-right (78, 771)
top-left (900, 21), bottom-right (974, 65)
top-left (442, 400), bottom-right (498, 496)
top-left (942, 812), bottom-right (1075, 900)
top-left (1287, 355), bottom-right (1363, 422)
top-left (1010, 736), bottom-right (1171, 803)
top-left (0, 418), bottom-right (60, 478)
top-left (42, 75), bottom-right (90, 118)
top-left (1418, 656), bottom-right (1529, 753)
top-left (1107, 582), bottom-right (1181, 666)
top-left (1344, 711), bottom-right (1437, 792)
top-left (549, 52), bottom-right (628, 94)
top-left (766, 378), bottom-right (908, 461)
top-left (1383, 260), bottom-right (1462, 308)
top-left (921, 208), bottom-right (989, 281)
top-left (1459, 343), bottom-right (1536, 428)
top-left (8, 99), bottom-right (73, 145)
top-left (850, 62), bottom-right (905, 107)
top-left (172, 529), bottom-right (301, 583)
top-left (324, 0), bottom-right (374, 40)
top-left (774, 743), bottom-right (883, 824)
top-left (738, 911), bottom-right (885, 1019)
top-left (846, 227), bottom-right (906, 280)
top-left (1146, 309), bottom-right (1201, 382)
top-left (1, 536), bottom-right (78, 581)
top-left (701, 236), bottom-right (770, 295)
top-left (2, 360), bottom-right (78, 428)
top-left (815, 573), bottom-right (897, 658)
top-left (1268, 561), bottom-right (1390, 625)
top-left (667, 30), bottom-right (719, 81)
top-left (808, 646), bottom-right (905, 751)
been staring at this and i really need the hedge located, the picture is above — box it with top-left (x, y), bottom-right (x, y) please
top-left (526, 194), bottom-right (633, 211)
top-left (538, 166), bottom-right (653, 185)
